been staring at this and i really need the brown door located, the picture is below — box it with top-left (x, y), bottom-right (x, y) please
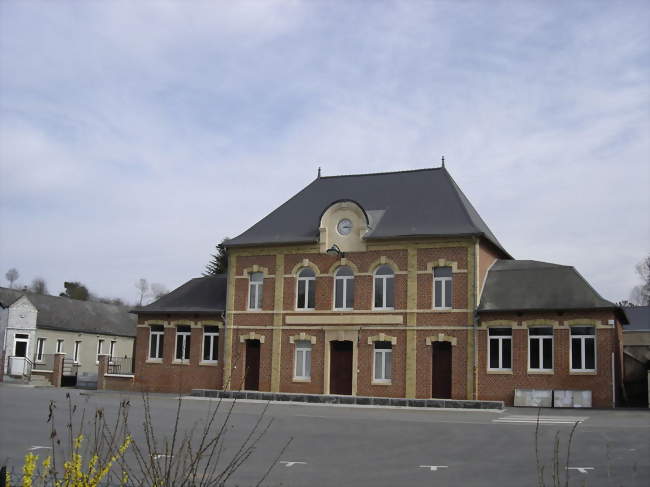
top-left (330, 341), bottom-right (353, 395)
top-left (244, 340), bottom-right (260, 391)
top-left (432, 342), bottom-right (452, 398)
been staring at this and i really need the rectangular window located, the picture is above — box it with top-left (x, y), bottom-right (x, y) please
top-left (373, 341), bottom-right (392, 382)
top-left (248, 272), bottom-right (264, 310)
top-left (528, 327), bottom-right (553, 371)
top-left (36, 338), bottom-right (46, 362)
top-left (202, 326), bottom-right (219, 362)
top-left (56, 339), bottom-right (64, 353)
top-left (433, 267), bottom-right (452, 308)
top-left (96, 339), bottom-right (104, 363)
top-left (488, 328), bottom-right (512, 370)
top-left (294, 340), bottom-right (312, 379)
top-left (175, 325), bottom-right (191, 361)
top-left (73, 341), bottom-right (81, 363)
top-left (570, 326), bottom-right (596, 371)
top-left (109, 341), bottom-right (116, 362)
top-left (149, 325), bottom-right (165, 359)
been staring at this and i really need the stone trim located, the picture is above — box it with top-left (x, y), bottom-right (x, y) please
top-left (368, 256), bottom-right (401, 273)
top-left (481, 320), bottom-right (517, 327)
top-left (171, 319), bottom-right (194, 327)
top-left (286, 315), bottom-right (404, 325)
top-left (522, 319), bottom-right (559, 327)
top-left (424, 259), bottom-right (464, 273)
top-left (289, 332), bottom-right (317, 345)
top-left (143, 320), bottom-right (169, 327)
top-left (290, 259), bottom-right (321, 276)
top-left (199, 320), bottom-right (223, 328)
top-left (565, 319), bottom-right (602, 327)
top-left (367, 333), bottom-right (397, 345)
top-left (425, 333), bottom-right (458, 346)
top-left (239, 332), bottom-right (265, 344)
top-left (327, 258), bottom-right (360, 275)
top-left (240, 265), bottom-right (270, 277)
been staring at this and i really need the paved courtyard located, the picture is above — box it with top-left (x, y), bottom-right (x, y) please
top-left (0, 383), bottom-right (648, 486)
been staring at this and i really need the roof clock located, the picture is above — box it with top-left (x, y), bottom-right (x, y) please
top-left (337, 218), bottom-right (353, 236)
top-left (319, 200), bottom-right (369, 254)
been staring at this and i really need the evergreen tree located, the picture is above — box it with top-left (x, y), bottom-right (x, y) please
top-left (60, 281), bottom-right (90, 301)
top-left (204, 239), bottom-right (228, 276)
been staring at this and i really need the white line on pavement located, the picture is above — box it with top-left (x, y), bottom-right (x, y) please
top-left (280, 461), bottom-right (306, 467)
top-left (419, 465), bottom-right (448, 471)
top-left (28, 446), bottom-right (52, 451)
top-left (567, 467), bottom-right (594, 474)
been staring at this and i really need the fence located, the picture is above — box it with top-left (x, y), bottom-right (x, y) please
top-left (107, 356), bottom-right (134, 375)
top-left (32, 353), bottom-right (55, 371)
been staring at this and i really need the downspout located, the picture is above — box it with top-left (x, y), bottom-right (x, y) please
top-left (473, 238), bottom-right (479, 400)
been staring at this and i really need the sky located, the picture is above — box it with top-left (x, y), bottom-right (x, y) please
top-left (0, 0), bottom-right (648, 305)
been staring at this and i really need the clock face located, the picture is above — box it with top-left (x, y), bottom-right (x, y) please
top-left (337, 218), bottom-right (353, 236)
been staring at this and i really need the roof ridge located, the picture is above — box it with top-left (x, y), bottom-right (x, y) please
top-left (319, 167), bottom-right (440, 179)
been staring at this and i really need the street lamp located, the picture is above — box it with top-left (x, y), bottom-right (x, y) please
top-left (326, 244), bottom-right (345, 258)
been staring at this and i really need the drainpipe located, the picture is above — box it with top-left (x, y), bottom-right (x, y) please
top-left (473, 238), bottom-right (479, 400)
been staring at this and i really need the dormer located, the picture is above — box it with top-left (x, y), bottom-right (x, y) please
top-left (319, 200), bottom-right (369, 254)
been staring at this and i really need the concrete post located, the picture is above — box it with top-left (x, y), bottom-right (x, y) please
top-left (97, 354), bottom-right (109, 390)
top-left (52, 353), bottom-right (65, 387)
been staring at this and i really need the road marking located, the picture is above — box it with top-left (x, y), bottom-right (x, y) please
top-left (493, 416), bottom-right (587, 425)
top-left (419, 465), bottom-right (448, 471)
top-left (28, 446), bottom-right (52, 451)
top-left (280, 461), bottom-right (306, 467)
top-left (152, 454), bottom-right (172, 460)
top-left (567, 467), bottom-right (594, 474)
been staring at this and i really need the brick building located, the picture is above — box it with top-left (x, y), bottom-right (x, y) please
top-left (133, 167), bottom-right (626, 406)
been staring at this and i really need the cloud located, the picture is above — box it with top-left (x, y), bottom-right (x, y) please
top-left (0, 0), bottom-right (648, 303)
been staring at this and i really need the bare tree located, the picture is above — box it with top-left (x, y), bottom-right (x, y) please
top-left (5, 268), bottom-right (19, 288)
top-left (629, 254), bottom-right (650, 305)
top-left (150, 282), bottom-right (168, 300)
top-left (30, 277), bottom-right (48, 295)
top-left (135, 278), bottom-right (149, 306)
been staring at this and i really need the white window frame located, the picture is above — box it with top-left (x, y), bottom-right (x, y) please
top-left (149, 325), bottom-right (164, 360)
top-left (96, 338), bottom-right (104, 363)
top-left (202, 327), bottom-right (219, 363)
top-left (73, 341), bottom-right (81, 364)
top-left (528, 328), bottom-right (553, 372)
top-left (248, 272), bottom-right (264, 310)
top-left (296, 268), bottom-right (316, 310)
top-left (56, 339), bottom-right (64, 354)
top-left (293, 340), bottom-right (311, 380)
top-left (373, 342), bottom-right (392, 383)
top-left (333, 267), bottom-right (354, 310)
top-left (373, 266), bottom-right (395, 310)
top-left (570, 327), bottom-right (596, 372)
top-left (487, 328), bottom-right (512, 371)
top-left (175, 326), bottom-right (191, 361)
top-left (109, 340), bottom-right (117, 363)
top-left (433, 268), bottom-right (452, 309)
top-left (35, 337), bottom-right (46, 362)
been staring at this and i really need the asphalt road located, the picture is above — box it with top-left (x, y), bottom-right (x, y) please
top-left (1, 383), bottom-right (648, 486)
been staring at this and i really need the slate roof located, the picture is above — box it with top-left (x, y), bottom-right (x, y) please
top-left (226, 167), bottom-right (509, 255)
top-left (623, 306), bottom-right (650, 332)
top-left (478, 260), bottom-right (621, 314)
top-left (0, 287), bottom-right (136, 337)
top-left (133, 275), bottom-right (227, 315)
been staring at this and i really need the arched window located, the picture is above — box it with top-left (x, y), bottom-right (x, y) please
top-left (248, 272), bottom-right (264, 310)
top-left (334, 266), bottom-right (354, 310)
top-left (296, 268), bottom-right (316, 310)
top-left (373, 265), bottom-right (394, 309)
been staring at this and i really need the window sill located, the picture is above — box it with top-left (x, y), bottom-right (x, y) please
top-left (487, 370), bottom-right (513, 375)
top-left (371, 380), bottom-right (392, 386)
top-left (432, 307), bottom-right (452, 312)
top-left (145, 359), bottom-right (163, 364)
top-left (172, 361), bottom-right (191, 366)
top-left (570, 370), bottom-right (597, 375)
top-left (199, 361), bottom-right (219, 367)
top-left (292, 377), bottom-right (311, 383)
top-left (333, 308), bottom-right (353, 312)
top-left (527, 369), bottom-right (554, 375)
top-left (295, 308), bottom-right (315, 312)
top-left (372, 308), bottom-right (395, 312)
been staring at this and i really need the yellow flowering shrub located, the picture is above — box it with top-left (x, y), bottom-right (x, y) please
top-left (7, 434), bottom-right (132, 487)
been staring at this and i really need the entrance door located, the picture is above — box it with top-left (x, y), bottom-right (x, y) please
top-left (330, 341), bottom-right (353, 395)
top-left (244, 340), bottom-right (260, 391)
top-left (432, 341), bottom-right (452, 399)
top-left (10, 333), bottom-right (29, 375)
